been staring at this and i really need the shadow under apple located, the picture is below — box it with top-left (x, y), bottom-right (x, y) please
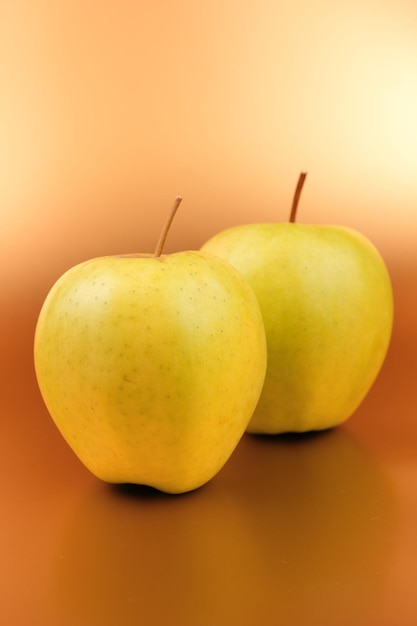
top-left (43, 427), bottom-right (397, 626)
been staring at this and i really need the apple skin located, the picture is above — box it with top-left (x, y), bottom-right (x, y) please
top-left (34, 251), bottom-right (267, 493)
top-left (201, 223), bottom-right (393, 434)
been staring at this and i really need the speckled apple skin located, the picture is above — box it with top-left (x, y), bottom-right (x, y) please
top-left (34, 251), bottom-right (267, 493)
top-left (202, 224), bottom-right (393, 434)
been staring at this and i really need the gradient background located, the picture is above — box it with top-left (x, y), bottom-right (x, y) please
top-left (1, 1), bottom-right (417, 624)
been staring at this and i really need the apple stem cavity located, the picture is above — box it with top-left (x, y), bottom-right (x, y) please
top-left (289, 172), bottom-right (308, 223)
top-left (154, 196), bottom-right (183, 257)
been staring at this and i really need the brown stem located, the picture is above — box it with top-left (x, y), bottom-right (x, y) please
top-left (153, 196), bottom-right (183, 257)
top-left (289, 172), bottom-right (308, 223)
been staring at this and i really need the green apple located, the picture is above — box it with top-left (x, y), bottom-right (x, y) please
top-left (201, 176), bottom-right (393, 434)
top-left (34, 198), bottom-right (267, 493)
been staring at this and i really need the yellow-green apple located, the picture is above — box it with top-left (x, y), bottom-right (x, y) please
top-left (34, 198), bottom-right (267, 493)
top-left (201, 176), bottom-right (393, 434)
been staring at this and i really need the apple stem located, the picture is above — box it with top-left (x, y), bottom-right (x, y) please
top-left (289, 172), bottom-right (308, 223)
top-left (154, 196), bottom-right (183, 257)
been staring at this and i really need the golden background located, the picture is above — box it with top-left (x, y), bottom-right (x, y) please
top-left (2, 0), bottom-right (417, 267)
top-left (1, 1), bottom-right (417, 624)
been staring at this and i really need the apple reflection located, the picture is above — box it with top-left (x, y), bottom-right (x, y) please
top-left (46, 427), bottom-right (396, 626)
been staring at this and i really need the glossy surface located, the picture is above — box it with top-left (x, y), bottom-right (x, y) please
top-left (1, 259), bottom-right (417, 626)
top-left (2, 1), bottom-right (417, 623)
